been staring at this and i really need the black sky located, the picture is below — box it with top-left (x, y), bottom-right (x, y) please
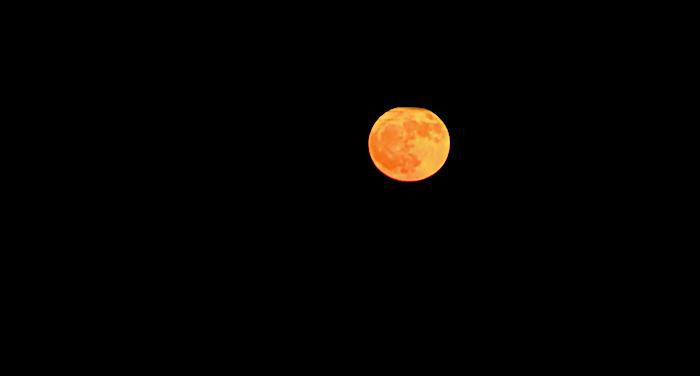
top-left (111, 3), bottom-right (668, 301)
top-left (14, 3), bottom-right (685, 363)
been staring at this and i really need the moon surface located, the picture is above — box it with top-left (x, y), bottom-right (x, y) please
top-left (369, 107), bottom-right (450, 182)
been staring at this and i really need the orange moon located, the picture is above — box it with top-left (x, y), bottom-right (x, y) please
top-left (368, 107), bottom-right (450, 182)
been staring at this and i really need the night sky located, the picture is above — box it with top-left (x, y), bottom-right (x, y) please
top-left (41, 3), bottom-right (685, 363)
top-left (131, 7), bottom-right (653, 264)
top-left (105, 5), bottom-right (669, 346)
top-left (152, 33), bottom-right (640, 285)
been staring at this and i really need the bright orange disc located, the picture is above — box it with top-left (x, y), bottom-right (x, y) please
top-left (368, 107), bottom-right (450, 182)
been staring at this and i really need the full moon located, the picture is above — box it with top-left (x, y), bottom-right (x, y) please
top-left (368, 107), bottom-right (450, 182)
